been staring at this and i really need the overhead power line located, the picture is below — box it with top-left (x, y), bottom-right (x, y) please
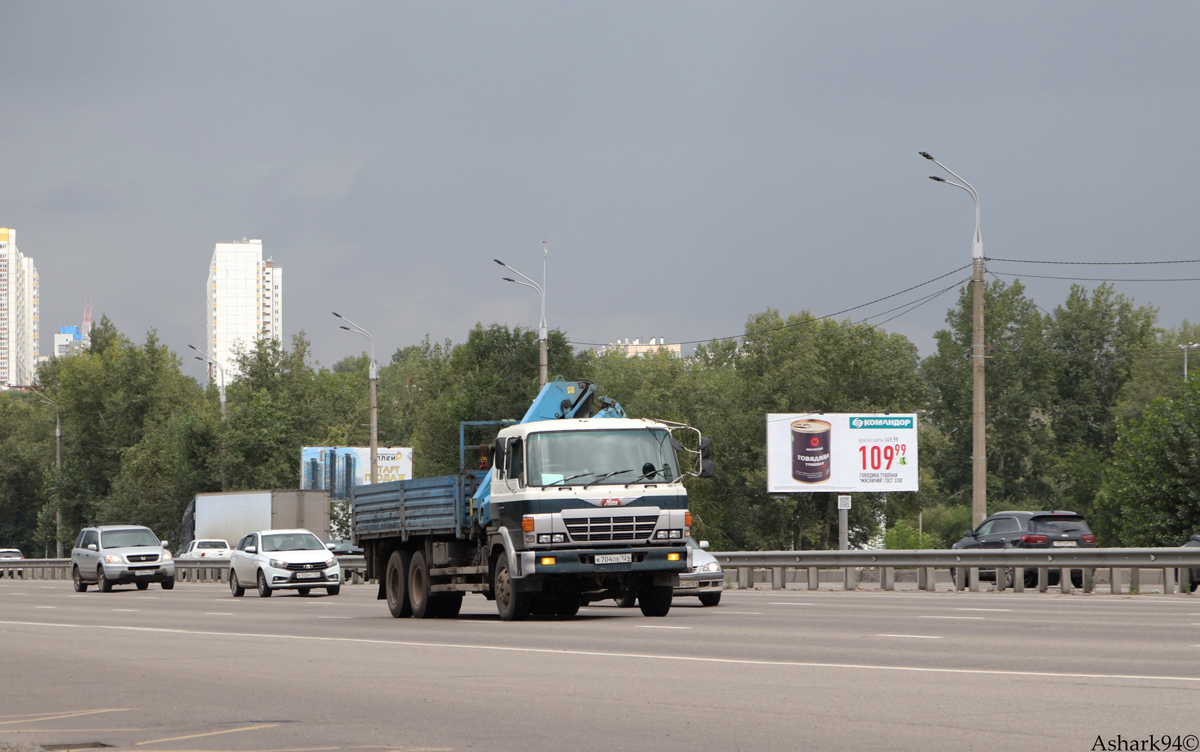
top-left (990, 271), bottom-right (1200, 283)
top-left (988, 257), bottom-right (1200, 266)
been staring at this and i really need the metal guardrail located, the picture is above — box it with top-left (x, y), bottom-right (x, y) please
top-left (712, 548), bottom-right (1200, 594)
top-left (0, 556), bottom-right (371, 585)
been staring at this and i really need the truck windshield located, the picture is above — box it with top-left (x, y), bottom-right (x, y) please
top-left (527, 428), bottom-right (676, 487)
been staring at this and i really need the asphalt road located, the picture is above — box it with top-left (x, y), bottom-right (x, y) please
top-left (4, 579), bottom-right (1200, 752)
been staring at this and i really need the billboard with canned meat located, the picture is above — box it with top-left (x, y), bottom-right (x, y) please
top-left (766, 413), bottom-right (918, 493)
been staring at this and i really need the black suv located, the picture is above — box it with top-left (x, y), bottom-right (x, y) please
top-left (952, 510), bottom-right (1096, 587)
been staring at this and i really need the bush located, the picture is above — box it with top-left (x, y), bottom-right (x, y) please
top-left (884, 520), bottom-right (941, 550)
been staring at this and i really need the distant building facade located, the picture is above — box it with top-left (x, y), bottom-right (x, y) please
top-left (205, 239), bottom-right (283, 380)
top-left (601, 337), bottom-right (682, 358)
top-left (54, 326), bottom-right (87, 358)
top-left (0, 228), bottom-right (40, 387)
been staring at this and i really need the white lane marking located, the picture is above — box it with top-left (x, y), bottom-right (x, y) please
top-left (318, 616), bottom-right (352, 619)
top-left (41, 586), bottom-right (56, 589)
top-left (34, 606), bottom-right (55, 609)
top-left (954, 608), bottom-right (1012, 612)
top-left (6, 620), bottom-right (1199, 683)
top-left (636, 625), bottom-right (692, 630)
top-left (768, 603), bottom-right (818, 606)
top-left (455, 620), bottom-right (493, 624)
top-left (205, 613), bottom-right (234, 616)
top-left (722, 611), bottom-right (763, 615)
top-left (919, 616), bottom-right (985, 620)
top-left (876, 634), bottom-right (943, 639)
top-left (112, 609), bottom-right (137, 612)
top-left (136, 596), bottom-right (159, 600)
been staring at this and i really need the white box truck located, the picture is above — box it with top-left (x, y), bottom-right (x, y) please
top-left (180, 490), bottom-right (330, 552)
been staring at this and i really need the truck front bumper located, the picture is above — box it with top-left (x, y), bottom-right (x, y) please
top-left (516, 546), bottom-right (688, 578)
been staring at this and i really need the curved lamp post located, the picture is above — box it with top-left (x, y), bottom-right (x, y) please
top-left (921, 151), bottom-right (986, 528)
top-left (495, 244), bottom-right (548, 387)
top-left (30, 388), bottom-right (63, 557)
top-left (188, 345), bottom-right (226, 419)
top-left (333, 312), bottom-right (378, 484)
top-left (1180, 342), bottom-right (1200, 381)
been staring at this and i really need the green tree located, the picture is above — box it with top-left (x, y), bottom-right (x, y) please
top-left (0, 393), bottom-right (54, 554)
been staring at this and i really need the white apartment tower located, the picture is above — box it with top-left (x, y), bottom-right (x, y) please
top-left (205, 239), bottom-right (283, 380)
top-left (0, 228), bottom-right (40, 388)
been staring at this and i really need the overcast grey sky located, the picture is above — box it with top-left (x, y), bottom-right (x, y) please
top-left (3, 2), bottom-right (1198, 382)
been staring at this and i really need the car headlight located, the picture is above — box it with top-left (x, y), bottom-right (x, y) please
top-left (325, 559), bottom-right (337, 569)
top-left (161, 550), bottom-right (173, 560)
top-left (104, 554), bottom-right (124, 564)
top-left (703, 562), bottom-right (721, 573)
top-left (269, 558), bottom-right (289, 570)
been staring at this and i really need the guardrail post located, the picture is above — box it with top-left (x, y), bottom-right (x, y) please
top-left (843, 566), bottom-right (854, 590)
top-left (954, 567), bottom-right (966, 591)
top-left (969, 567), bottom-right (981, 592)
top-left (1163, 568), bottom-right (1175, 595)
top-left (881, 567), bottom-right (894, 591)
top-left (737, 567), bottom-right (751, 589)
top-left (1060, 568), bottom-right (1072, 594)
top-left (1083, 568), bottom-right (1094, 593)
top-left (1037, 567), bottom-right (1049, 592)
top-left (1013, 567), bottom-right (1024, 593)
top-left (1109, 567), bottom-right (1120, 594)
top-left (996, 567), bottom-right (1006, 592)
top-left (771, 567), bottom-right (784, 590)
top-left (1130, 567), bottom-right (1140, 593)
top-left (917, 567), bottom-right (927, 591)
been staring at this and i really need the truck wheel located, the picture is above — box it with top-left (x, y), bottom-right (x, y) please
top-left (493, 556), bottom-right (530, 621)
top-left (615, 592), bottom-right (636, 608)
top-left (385, 550), bottom-right (412, 618)
top-left (432, 592), bottom-right (463, 618)
top-left (72, 566), bottom-right (88, 593)
top-left (408, 550), bottom-right (434, 618)
top-left (553, 596), bottom-right (581, 617)
top-left (638, 584), bottom-right (672, 617)
top-left (230, 570), bottom-right (245, 597)
top-left (98, 567), bottom-right (113, 592)
top-left (698, 592), bottom-right (721, 607)
top-left (257, 569), bottom-right (272, 597)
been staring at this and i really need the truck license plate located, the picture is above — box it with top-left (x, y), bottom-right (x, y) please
top-left (296, 572), bottom-right (321, 579)
top-left (1052, 540), bottom-right (1078, 547)
top-left (595, 553), bottom-right (632, 565)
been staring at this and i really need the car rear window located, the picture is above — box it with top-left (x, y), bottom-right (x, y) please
top-left (1031, 516), bottom-right (1091, 534)
top-left (197, 540), bottom-right (228, 549)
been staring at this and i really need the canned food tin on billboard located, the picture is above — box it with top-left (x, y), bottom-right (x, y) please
top-left (791, 419), bottom-right (831, 483)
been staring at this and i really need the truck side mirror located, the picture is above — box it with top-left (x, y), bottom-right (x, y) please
top-left (698, 460), bottom-right (714, 478)
top-left (699, 437), bottom-right (712, 459)
top-left (494, 437), bottom-right (509, 474)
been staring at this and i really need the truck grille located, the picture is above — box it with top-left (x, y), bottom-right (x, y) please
top-left (127, 554), bottom-right (159, 563)
top-left (566, 515), bottom-right (659, 542)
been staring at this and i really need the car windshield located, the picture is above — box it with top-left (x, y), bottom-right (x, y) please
top-left (197, 540), bottom-right (228, 549)
top-left (101, 529), bottom-right (161, 549)
top-left (526, 428), bottom-right (677, 487)
top-left (261, 533), bottom-right (325, 552)
top-left (1031, 516), bottom-right (1091, 534)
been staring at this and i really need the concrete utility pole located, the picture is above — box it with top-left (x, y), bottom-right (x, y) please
top-left (922, 152), bottom-right (987, 527)
top-left (31, 389), bottom-right (63, 557)
top-left (1179, 343), bottom-right (1199, 382)
top-left (333, 313), bottom-right (379, 484)
top-left (495, 247), bottom-right (549, 387)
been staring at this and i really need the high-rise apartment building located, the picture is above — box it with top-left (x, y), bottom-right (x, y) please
top-left (205, 239), bottom-right (283, 380)
top-left (0, 228), bottom-right (40, 388)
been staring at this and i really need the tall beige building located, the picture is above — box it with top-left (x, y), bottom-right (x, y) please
top-left (0, 228), bottom-right (40, 388)
top-left (206, 239), bottom-right (283, 381)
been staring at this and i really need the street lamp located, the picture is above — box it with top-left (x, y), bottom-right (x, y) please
top-left (333, 312), bottom-right (378, 485)
top-left (188, 345), bottom-right (226, 419)
top-left (921, 150), bottom-right (987, 528)
top-left (1179, 343), bottom-right (1200, 381)
top-left (29, 388), bottom-right (63, 557)
top-left (495, 243), bottom-right (548, 387)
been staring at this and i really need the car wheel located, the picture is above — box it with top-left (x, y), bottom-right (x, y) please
top-left (385, 550), bottom-right (412, 618)
top-left (256, 569), bottom-right (272, 598)
top-left (230, 570), bottom-right (244, 597)
top-left (326, 585), bottom-right (341, 596)
top-left (161, 577), bottom-right (174, 591)
top-left (1024, 569), bottom-right (1039, 588)
top-left (638, 584), bottom-right (672, 617)
top-left (297, 587), bottom-right (311, 596)
top-left (1070, 569), bottom-right (1084, 589)
top-left (408, 550), bottom-right (433, 618)
top-left (493, 555), bottom-right (530, 621)
top-left (615, 592), bottom-right (636, 608)
top-left (699, 592), bottom-right (722, 607)
top-left (432, 592), bottom-right (463, 617)
top-left (72, 566), bottom-right (88, 593)
top-left (98, 567), bottom-right (113, 592)
top-left (136, 581), bottom-right (149, 591)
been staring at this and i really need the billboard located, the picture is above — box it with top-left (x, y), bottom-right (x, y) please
top-left (300, 446), bottom-right (414, 499)
top-left (766, 414), bottom-right (918, 493)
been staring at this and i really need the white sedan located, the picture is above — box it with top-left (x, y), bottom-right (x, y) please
top-left (176, 539), bottom-right (232, 562)
top-left (229, 529), bottom-right (341, 597)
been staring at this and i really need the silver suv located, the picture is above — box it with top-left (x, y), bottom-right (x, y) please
top-left (72, 524), bottom-right (175, 592)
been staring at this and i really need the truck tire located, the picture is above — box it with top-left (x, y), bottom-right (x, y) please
top-left (72, 567), bottom-right (88, 593)
top-left (385, 550), bottom-right (412, 618)
top-left (493, 556), bottom-right (531, 621)
top-left (553, 596), bottom-right (581, 617)
top-left (638, 584), bottom-right (672, 617)
top-left (432, 592), bottom-right (463, 618)
top-left (615, 592), bottom-right (636, 608)
top-left (409, 550), bottom-right (434, 618)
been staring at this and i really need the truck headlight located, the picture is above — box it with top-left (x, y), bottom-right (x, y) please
top-left (655, 530), bottom-right (669, 540)
top-left (104, 554), bottom-right (124, 564)
top-left (537, 534), bottom-right (552, 544)
top-left (552, 533), bottom-right (565, 543)
top-left (269, 559), bottom-right (289, 570)
top-left (669, 529), bottom-right (683, 539)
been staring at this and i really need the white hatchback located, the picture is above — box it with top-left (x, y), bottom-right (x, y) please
top-left (229, 529), bottom-right (341, 597)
